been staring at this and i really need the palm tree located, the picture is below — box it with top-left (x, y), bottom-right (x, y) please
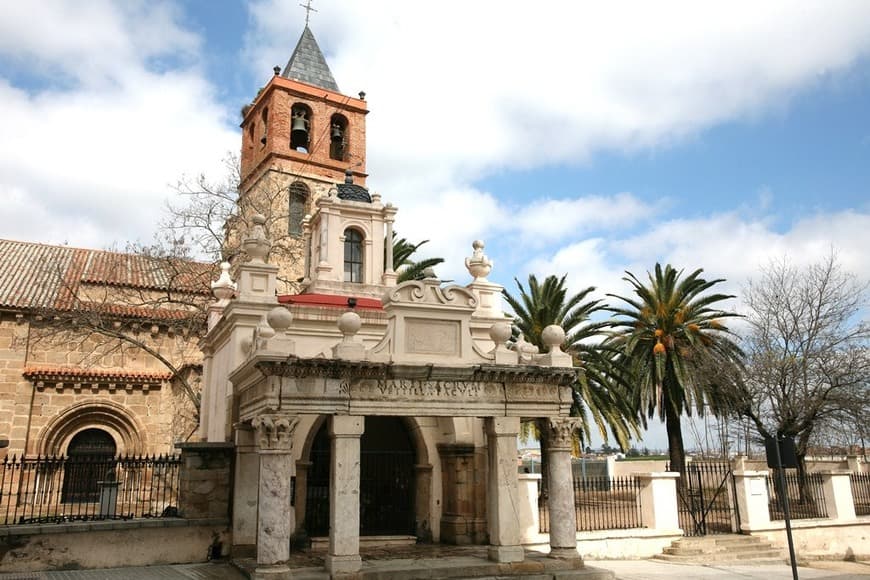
top-left (391, 234), bottom-right (445, 283)
top-left (503, 274), bottom-right (639, 494)
top-left (607, 263), bottom-right (743, 475)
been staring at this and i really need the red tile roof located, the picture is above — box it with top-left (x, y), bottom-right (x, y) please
top-left (22, 366), bottom-right (172, 382)
top-left (0, 239), bottom-right (212, 312)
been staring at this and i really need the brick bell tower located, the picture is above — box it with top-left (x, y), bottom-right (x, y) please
top-left (237, 25), bottom-right (368, 292)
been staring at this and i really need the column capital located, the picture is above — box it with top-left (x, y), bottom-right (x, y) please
top-left (252, 413), bottom-right (299, 452)
top-left (486, 416), bottom-right (520, 437)
top-left (547, 417), bottom-right (580, 451)
top-left (330, 415), bottom-right (364, 437)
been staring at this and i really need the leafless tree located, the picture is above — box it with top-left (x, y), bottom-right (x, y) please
top-left (729, 253), bottom-right (870, 469)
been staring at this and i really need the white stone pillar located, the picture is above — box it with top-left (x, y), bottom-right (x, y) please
top-left (485, 416), bottom-right (524, 563)
top-left (635, 472), bottom-right (680, 531)
top-left (820, 470), bottom-right (856, 521)
top-left (233, 425), bottom-right (259, 550)
top-left (732, 469), bottom-right (770, 530)
top-left (327, 416), bottom-right (364, 575)
top-left (252, 414), bottom-right (299, 577)
top-left (546, 418), bottom-right (581, 560)
top-left (517, 473), bottom-right (541, 544)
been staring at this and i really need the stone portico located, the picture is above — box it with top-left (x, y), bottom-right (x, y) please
top-left (199, 210), bottom-right (589, 577)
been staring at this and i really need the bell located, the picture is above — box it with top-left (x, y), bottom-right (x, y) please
top-left (331, 124), bottom-right (343, 141)
top-left (291, 116), bottom-right (308, 133)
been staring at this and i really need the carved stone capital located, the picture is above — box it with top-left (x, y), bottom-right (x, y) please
top-left (252, 414), bottom-right (299, 452)
top-left (547, 417), bottom-right (580, 451)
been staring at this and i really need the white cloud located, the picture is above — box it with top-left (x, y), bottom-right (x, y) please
top-left (0, 1), bottom-right (237, 247)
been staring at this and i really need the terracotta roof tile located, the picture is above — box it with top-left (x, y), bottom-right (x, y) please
top-left (22, 366), bottom-right (172, 382)
top-left (0, 239), bottom-right (212, 312)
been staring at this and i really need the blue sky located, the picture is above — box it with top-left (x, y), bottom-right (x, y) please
top-left (1, 1), bottom-right (869, 450)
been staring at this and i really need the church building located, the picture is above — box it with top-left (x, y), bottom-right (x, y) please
top-left (200, 25), bottom-right (587, 578)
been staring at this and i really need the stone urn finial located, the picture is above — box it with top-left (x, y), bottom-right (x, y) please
top-left (211, 262), bottom-right (237, 303)
top-left (465, 240), bottom-right (493, 282)
top-left (243, 214), bottom-right (271, 263)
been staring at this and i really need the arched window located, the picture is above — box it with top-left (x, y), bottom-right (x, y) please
top-left (290, 103), bottom-right (312, 152)
top-left (62, 428), bottom-right (117, 503)
top-left (260, 106), bottom-right (269, 145)
top-left (329, 114), bottom-right (348, 161)
top-left (288, 181), bottom-right (309, 236)
top-left (344, 228), bottom-right (363, 283)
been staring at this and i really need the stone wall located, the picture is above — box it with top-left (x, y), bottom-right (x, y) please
top-left (177, 442), bottom-right (235, 519)
top-left (0, 312), bottom-right (201, 457)
top-left (0, 520), bottom-right (229, 572)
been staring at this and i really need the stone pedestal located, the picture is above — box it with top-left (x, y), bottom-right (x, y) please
top-left (546, 418), bottom-right (581, 561)
top-left (635, 472), bottom-right (680, 531)
top-left (732, 469), bottom-right (771, 530)
top-left (820, 470), bottom-right (856, 520)
top-left (485, 417), bottom-right (524, 563)
top-left (252, 415), bottom-right (299, 569)
top-left (326, 416), bottom-right (364, 575)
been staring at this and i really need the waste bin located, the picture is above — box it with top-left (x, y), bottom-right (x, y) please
top-left (98, 479), bottom-right (120, 518)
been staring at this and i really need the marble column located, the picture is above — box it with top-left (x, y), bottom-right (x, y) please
top-left (546, 418), bottom-right (582, 561)
top-left (252, 414), bottom-right (299, 578)
top-left (326, 416), bottom-right (364, 575)
top-left (485, 416), bottom-right (524, 563)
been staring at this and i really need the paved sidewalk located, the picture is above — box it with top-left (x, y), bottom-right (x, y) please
top-left (590, 559), bottom-right (870, 579)
top-left (0, 563), bottom-right (245, 580)
top-left (1, 559), bottom-right (869, 579)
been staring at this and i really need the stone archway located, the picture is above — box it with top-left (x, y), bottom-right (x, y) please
top-left (302, 415), bottom-right (430, 539)
top-left (36, 401), bottom-right (147, 457)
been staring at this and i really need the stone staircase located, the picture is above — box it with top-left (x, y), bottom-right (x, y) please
top-left (655, 534), bottom-right (783, 564)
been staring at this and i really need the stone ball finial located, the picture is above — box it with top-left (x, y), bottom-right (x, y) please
top-left (266, 305), bottom-right (293, 332)
top-left (489, 321), bottom-right (512, 345)
top-left (423, 266), bottom-right (438, 280)
top-left (337, 311), bottom-right (362, 338)
top-left (541, 324), bottom-right (566, 351)
top-left (465, 239), bottom-right (493, 282)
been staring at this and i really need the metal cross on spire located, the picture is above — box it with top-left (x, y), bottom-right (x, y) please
top-left (300, 0), bottom-right (317, 26)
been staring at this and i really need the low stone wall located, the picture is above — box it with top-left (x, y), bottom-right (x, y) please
top-left (745, 518), bottom-right (870, 561)
top-left (0, 518), bottom-right (229, 573)
top-left (524, 528), bottom-right (682, 560)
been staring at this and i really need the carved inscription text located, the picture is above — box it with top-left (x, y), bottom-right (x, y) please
top-left (353, 379), bottom-right (497, 400)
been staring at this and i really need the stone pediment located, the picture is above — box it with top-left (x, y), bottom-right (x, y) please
top-left (381, 279), bottom-right (477, 310)
top-left (369, 279), bottom-right (489, 364)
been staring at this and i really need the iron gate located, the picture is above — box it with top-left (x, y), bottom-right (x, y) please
top-left (305, 417), bottom-right (416, 537)
top-left (674, 462), bottom-right (740, 536)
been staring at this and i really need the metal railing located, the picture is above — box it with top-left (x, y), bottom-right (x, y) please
top-left (850, 472), bottom-right (870, 516)
top-left (767, 470), bottom-right (828, 520)
top-left (540, 475), bottom-right (643, 533)
top-left (0, 454), bottom-right (181, 525)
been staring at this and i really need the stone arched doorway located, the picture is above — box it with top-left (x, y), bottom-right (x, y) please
top-left (305, 416), bottom-right (416, 537)
top-left (61, 428), bottom-right (117, 503)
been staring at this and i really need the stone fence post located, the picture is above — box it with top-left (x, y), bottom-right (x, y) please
top-left (517, 473), bottom-right (541, 544)
top-left (176, 442), bottom-right (235, 520)
top-left (732, 469), bottom-right (771, 530)
top-left (634, 472), bottom-right (680, 531)
top-left (819, 470), bottom-right (856, 521)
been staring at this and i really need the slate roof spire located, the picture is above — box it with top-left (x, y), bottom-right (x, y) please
top-left (281, 26), bottom-right (339, 92)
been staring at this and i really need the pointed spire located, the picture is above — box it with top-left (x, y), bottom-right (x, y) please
top-left (281, 26), bottom-right (339, 92)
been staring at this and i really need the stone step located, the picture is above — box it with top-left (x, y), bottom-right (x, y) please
top-left (655, 549), bottom-right (783, 564)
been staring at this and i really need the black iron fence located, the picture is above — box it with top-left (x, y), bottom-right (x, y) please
top-left (539, 475), bottom-right (643, 533)
top-left (0, 454), bottom-right (181, 525)
top-left (767, 469), bottom-right (828, 520)
top-left (850, 472), bottom-right (870, 516)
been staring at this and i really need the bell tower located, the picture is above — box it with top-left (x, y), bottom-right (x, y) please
top-left (236, 25), bottom-right (369, 293)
